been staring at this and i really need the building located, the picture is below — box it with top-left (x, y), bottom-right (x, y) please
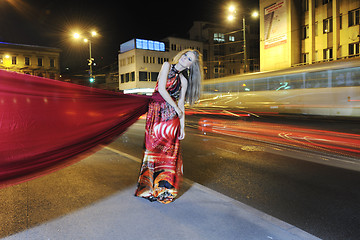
top-left (118, 37), bottom-right (203, 94)
top-left (189, 21), bottom-right (260, 79)
top-left (260, 0), bottom-right (360, 71)
top-left (0, 42), bottom-right (61, 79)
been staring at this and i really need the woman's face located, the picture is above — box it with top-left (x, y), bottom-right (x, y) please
top-left (179, 51), bottom-right (196, 69)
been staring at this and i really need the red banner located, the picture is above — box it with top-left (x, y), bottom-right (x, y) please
top-left (0, 70), bottom-right (149, 188)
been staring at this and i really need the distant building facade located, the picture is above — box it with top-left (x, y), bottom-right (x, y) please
top-left (0, 42), bottom-right (61, 79)
top-left (189, 21), bottom-right (260, 79)
top-left (260, 0), bottom-right (360, 71)
top-left (118, 37), bottom-right (203, 94)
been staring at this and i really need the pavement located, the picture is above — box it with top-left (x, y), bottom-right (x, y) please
top-left (1, 146), bottom-right (321, 240)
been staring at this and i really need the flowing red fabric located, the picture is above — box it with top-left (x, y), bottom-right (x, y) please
top-left (0, 70), bottom-right (150, 188)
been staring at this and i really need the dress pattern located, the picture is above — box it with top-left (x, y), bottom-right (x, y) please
top-left (135, 64), bottom-right (183, 204)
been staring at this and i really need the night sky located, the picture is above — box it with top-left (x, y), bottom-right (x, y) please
top-left (1, 0), bottom-right (258, 74)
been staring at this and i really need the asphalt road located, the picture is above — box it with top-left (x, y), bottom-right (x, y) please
top-left (107, 116), bottom-right (360, 240)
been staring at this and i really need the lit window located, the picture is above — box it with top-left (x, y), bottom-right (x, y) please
top-left (136, 39), bottom-right (165, 51)
top-left (214, 33), bottom-right (225, 42)
top-left (323, 17), bottom-right (333, 33)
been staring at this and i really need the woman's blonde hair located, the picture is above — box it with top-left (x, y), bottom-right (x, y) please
top-left (172, 49), bottom-right (203, 106)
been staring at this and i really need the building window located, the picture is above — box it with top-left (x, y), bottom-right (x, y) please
top-left (339, 14), bottom-right (342, 29)
top-left (25, 57), bottom-right (30, 66)
top-left (323, 48), bottom-right (333, 60)
top-left (12, 56), bottom-right (17, 65)
top-left (139, 71), bottom-right (149, 81)
top-left (151, 72), bottom-right (158, 81)
top-left (302, 53), bottom-right (309, 63)
top-left (50, 59), bottom-right (55, 68)
top-left (127, 56), bottom-right (134, 64)
top-left (229, 36), bottom-right (235, 42)
top-left (157, 57), bottom-right (169, 64)
top-left (38, 58), bottom-right (43, 67)
top-left (323, 17), bottom-right (333, 33)
top-left (302, 0), bottom-right (309, 11)
top-left (214, 33), bottom-right (225, 42)
top-left (349, 8), bottom-right (360, 27)
top-left (349, 42), bottom-right (360, 56)
top-left (143, 56), bottom-right (155, 64)
top-left (203, 49), bottom-right (208, 61)
top-left (302, 25), bottom-right (309, 39)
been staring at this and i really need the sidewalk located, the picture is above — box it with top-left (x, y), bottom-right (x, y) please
top-left (2, 147), bottom-right (321, 240)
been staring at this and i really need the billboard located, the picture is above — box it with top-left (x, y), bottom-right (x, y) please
top-left (264, 0), bottom-right (287, 49)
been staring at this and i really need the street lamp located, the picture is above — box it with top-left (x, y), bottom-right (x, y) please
top-left (73, 30), bottom-right (98, 84)
top-left (227, 5), bottom-right (259, 73)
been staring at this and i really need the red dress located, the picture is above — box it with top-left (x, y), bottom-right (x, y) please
top-left (135, 64), bottom-right (183, 204)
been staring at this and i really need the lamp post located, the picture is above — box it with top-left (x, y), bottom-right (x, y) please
top-left (227, 5), bottom-right (258, 73)
top-left (73, 30), bottom-right (97, 84)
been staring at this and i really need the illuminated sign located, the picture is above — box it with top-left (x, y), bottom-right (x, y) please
top-left (120, 39), bottom-right (165, 53)
top-left (136, 39), bottom-right (165, 51)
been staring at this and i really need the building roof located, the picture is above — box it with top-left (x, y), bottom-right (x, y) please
top-left (0, 42), bottom-right (61, 53)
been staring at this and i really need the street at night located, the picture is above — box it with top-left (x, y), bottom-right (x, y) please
top-left (110, 115), bottom-right (360, 240)
top-left (1, 114), bottom-right (359, 239)
top-left (2, 0), bottom-right (360, 239)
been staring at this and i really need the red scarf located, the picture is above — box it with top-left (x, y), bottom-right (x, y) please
top-left (0, 70), bottom-right (150, 188)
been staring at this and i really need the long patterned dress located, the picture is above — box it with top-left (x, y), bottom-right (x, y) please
top-left (135, 64), bottom-right (183, 204)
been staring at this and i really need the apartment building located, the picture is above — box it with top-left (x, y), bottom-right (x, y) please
top-left (118, 37), bottom-right (202, 94)
top-left (260, 0), bottom-right (360, 71)
top-left (189, 21), bottom-right (260, 79)
top-left (0, 42), bottom-right (61, 79)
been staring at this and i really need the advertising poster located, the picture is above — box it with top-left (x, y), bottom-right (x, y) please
top-left (264, 0), bottom-right (287, 49)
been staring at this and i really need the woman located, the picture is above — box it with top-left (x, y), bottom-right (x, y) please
top-left (135, 49), bottom-right (203, 204)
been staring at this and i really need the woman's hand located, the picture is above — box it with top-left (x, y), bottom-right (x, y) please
top-left (178, 127), bottom-right (185, 140)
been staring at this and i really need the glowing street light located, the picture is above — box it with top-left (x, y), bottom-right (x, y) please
top-left (225, 4), bottom-right (259, 73)
top-left (73, 32), bottom-right (80, 39)
top-left (72, 30), bottom-right (99, 84)
top-left (227, 14), bottom-right (235, 21)
top-left (229, 5), bottom-right (236, 13)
